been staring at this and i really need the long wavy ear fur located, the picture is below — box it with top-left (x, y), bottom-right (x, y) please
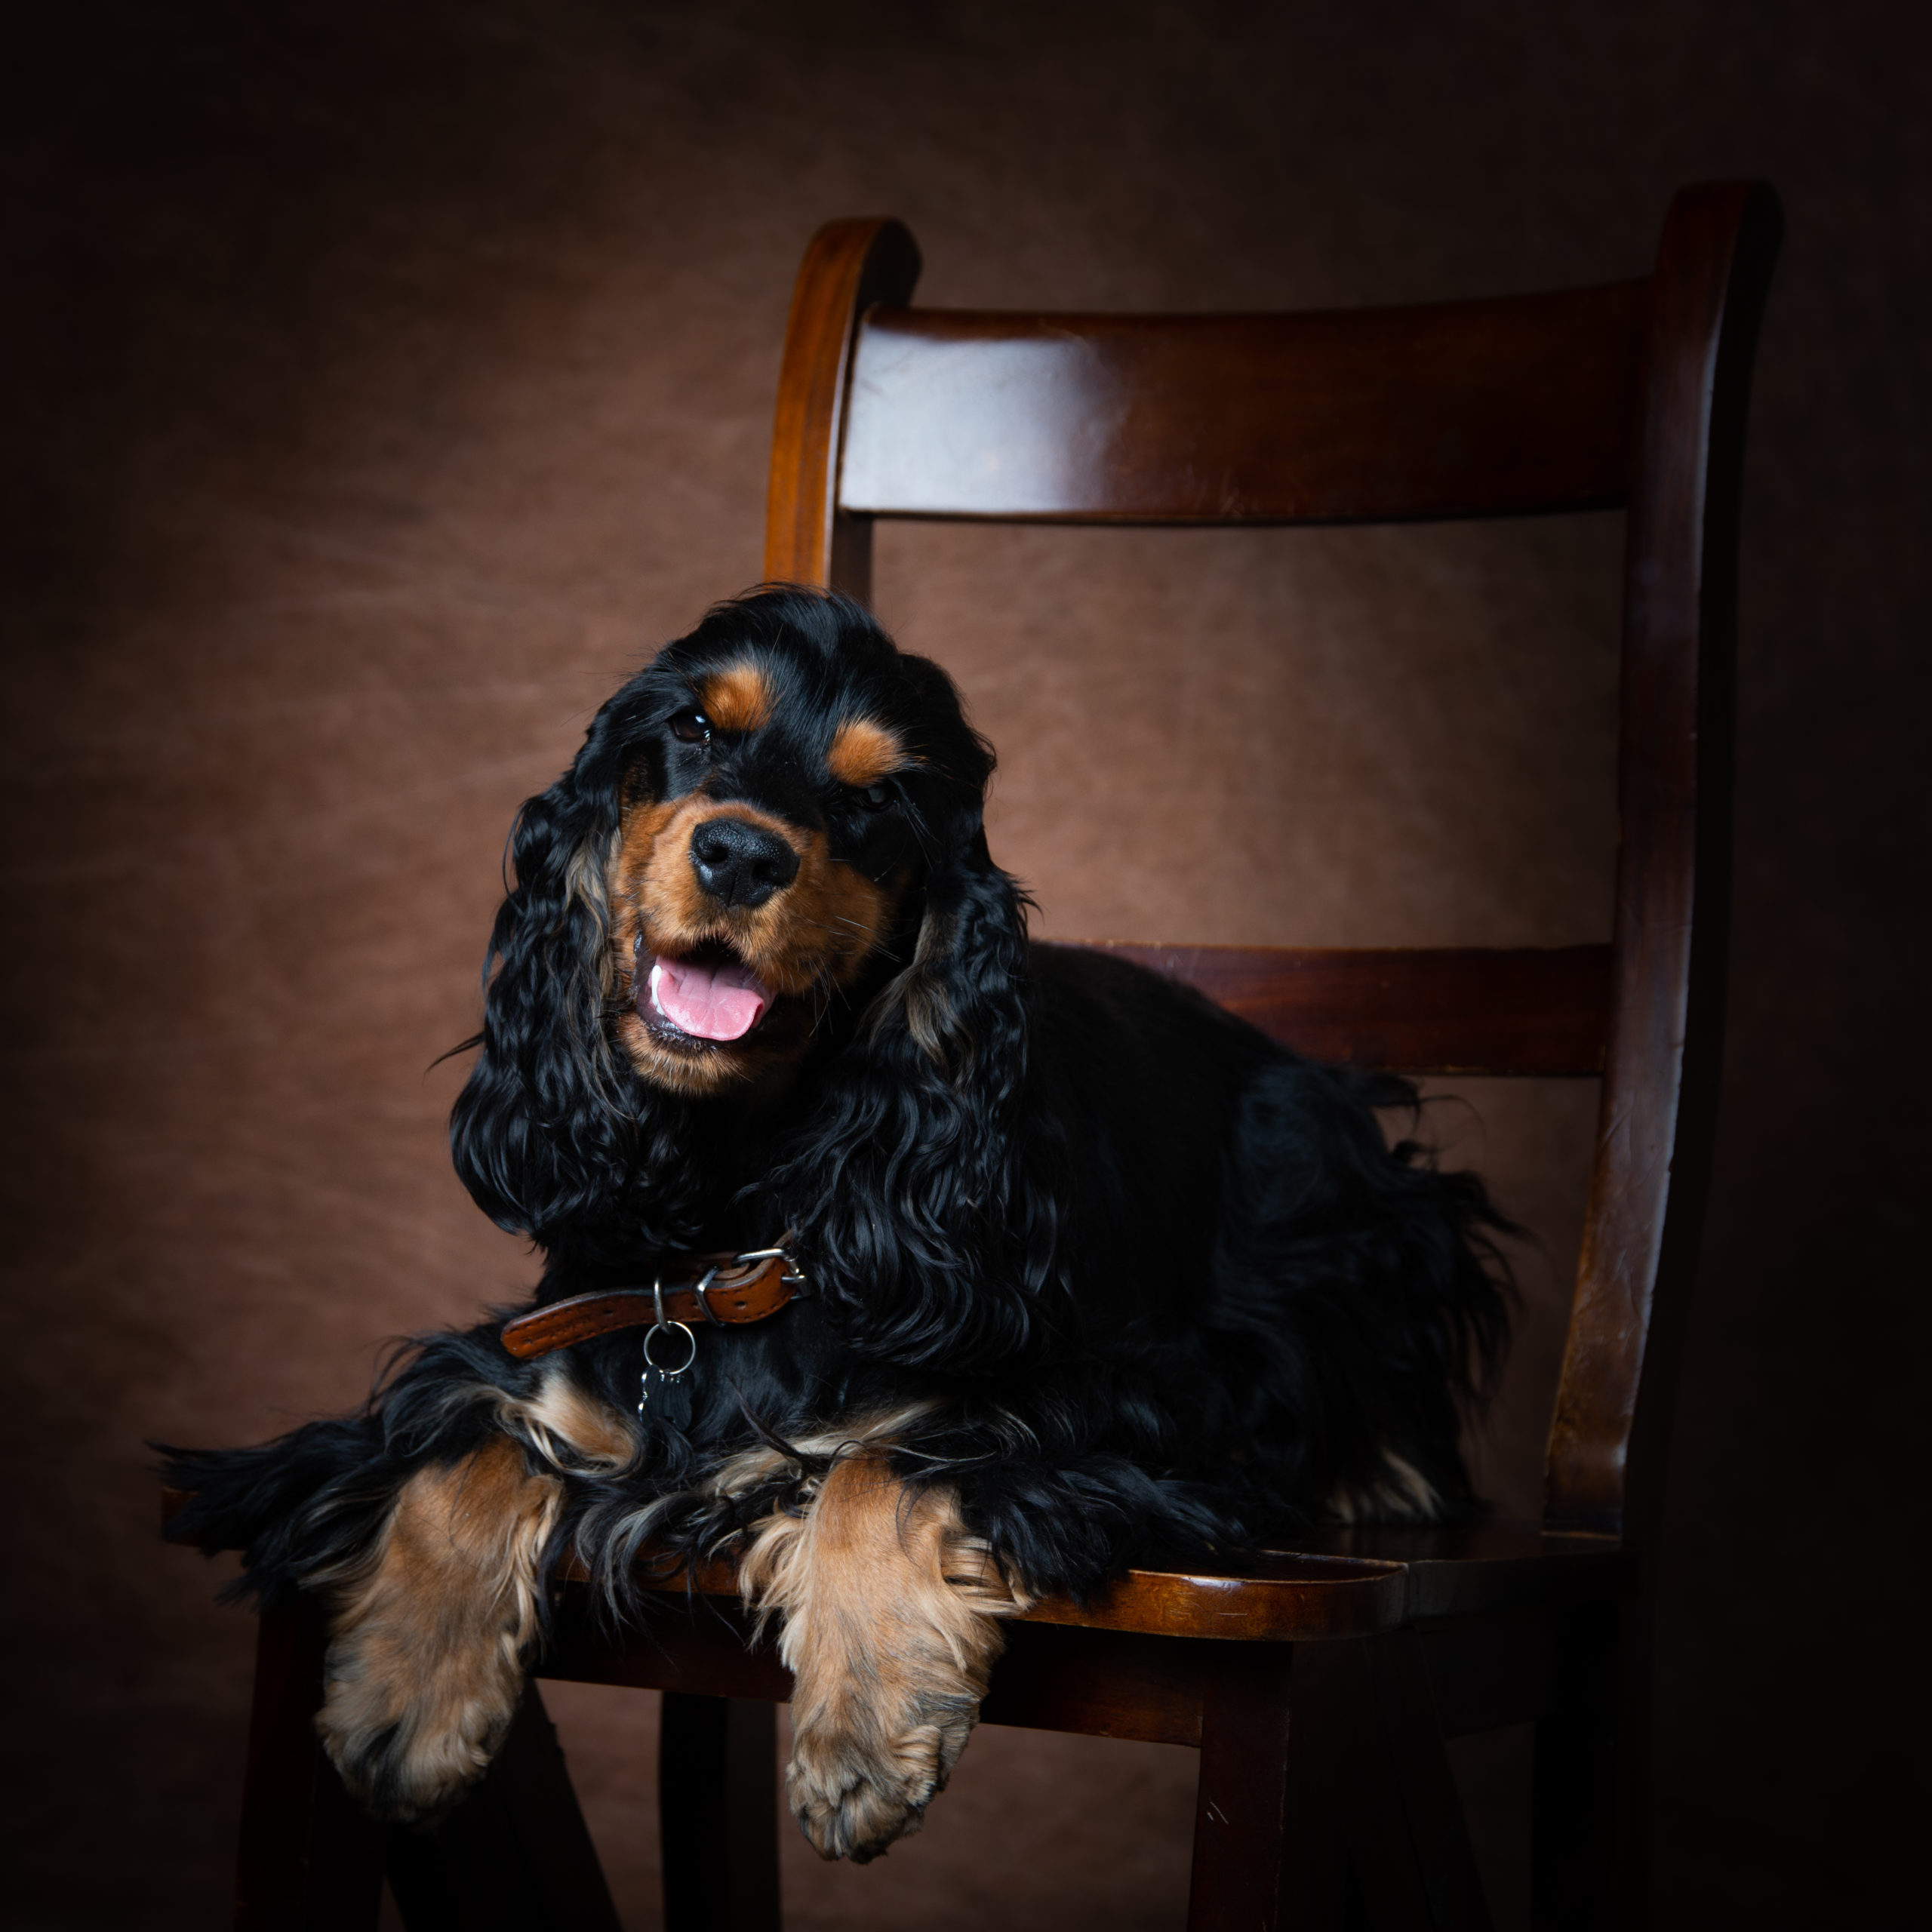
top-left (448, 693), bottom-right (702, 1260)
top-left (768, 795), bottom-right (1063, 1371)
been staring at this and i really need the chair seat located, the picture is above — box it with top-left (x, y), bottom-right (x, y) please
top-left (170, 1484), bottom-right (1619, 1644)
top-left (538, 1524), bottom-right (1631, 1760)
top-left (605, 1520), bottom-right (1628, 1643)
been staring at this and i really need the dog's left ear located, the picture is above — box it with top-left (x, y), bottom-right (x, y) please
top-left (447, 684), bottom-right (688, 1259)
top-left (771, 795), bottom-right (1057, 1370)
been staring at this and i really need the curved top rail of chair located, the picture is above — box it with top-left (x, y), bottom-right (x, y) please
top-left (838, 284), bottom-right (1648, 526)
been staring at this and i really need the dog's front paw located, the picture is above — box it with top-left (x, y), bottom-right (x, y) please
top-left (786, 1686), bottom-right (978, 1860)
top-left (737, 1448), bottom-right (1027, 1861)
top-left (316, 1611), bottom-right (525, 1823)
top-left (312, 1438), bottom-right (560, 1822)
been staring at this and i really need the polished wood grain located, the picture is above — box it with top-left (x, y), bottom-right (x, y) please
top-left (235, 1600), bottom-right (383, 1932)
top-left (1021, 1550), bottom-right (1408, 1641)
top-left (613, 1543), bottom-right (1410, 1642)
top-left (1545, 182), bottom-right (1783, 1540)
top-left (1295, 1520), bottom-right (1632, 1621)
top-left (1347, 1633), bottom-right (1495, 1932)
top-left (610, 1525), bottom-right (1626, 1647)
top-left (762, 217), bottom-right (919, 598)
top-left (1187, 1641), bottom-right (1343, 1930)
top-left (841, 283), bottom-right (1647, 525)
top-left (658, 1695), bottom-right (780, 1932)
top-left (1076, 941), bottom-right (1611, 1074)
top-left (981, 1621), bottom-right (1210, 1747)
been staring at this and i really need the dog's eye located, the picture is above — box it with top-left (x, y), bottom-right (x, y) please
top-left (856, 783), bottom-right (892, 812)
top-left (669, 711), bottom-right (712, 746)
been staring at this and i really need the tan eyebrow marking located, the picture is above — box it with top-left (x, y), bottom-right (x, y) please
top-left (698, 661), bottom-right (774, 733)
top-left (827, 717), bottom-right (905, 787)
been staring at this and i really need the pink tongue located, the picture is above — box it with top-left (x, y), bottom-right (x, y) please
top-left (648, 955), bottom-right (771, 1041)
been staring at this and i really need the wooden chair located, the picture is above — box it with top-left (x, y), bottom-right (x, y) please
top-left (203, 183), bottom-right (1781, 1930)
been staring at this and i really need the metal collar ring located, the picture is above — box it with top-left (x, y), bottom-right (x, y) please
top-left (642, 1319), bottom-right (697, 1377)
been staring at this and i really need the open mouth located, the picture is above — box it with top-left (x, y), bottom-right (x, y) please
top-left (638, 937), bottom-right (774, 1045)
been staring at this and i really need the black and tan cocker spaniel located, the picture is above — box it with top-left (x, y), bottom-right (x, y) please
top-left (165, 586), bottom-right (1509, 1862)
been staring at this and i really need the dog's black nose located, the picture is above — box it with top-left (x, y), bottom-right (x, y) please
top-left (688, 817), bottom-right (800, 909)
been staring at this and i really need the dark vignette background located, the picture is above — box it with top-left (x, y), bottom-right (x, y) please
top-left (3, 3), bottom-right (1926, 1927)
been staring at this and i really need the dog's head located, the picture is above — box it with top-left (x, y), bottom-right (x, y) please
top-left (453, 588), bottom-right (1031, 1273)
top-left (598, 589), bottom-right (992, 1099)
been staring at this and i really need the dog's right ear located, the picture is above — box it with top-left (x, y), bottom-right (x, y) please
top-left (448, 698), bottom-right (664, 1255)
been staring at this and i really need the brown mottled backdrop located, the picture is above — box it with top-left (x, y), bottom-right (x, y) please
top-left (3, 2), bottom-right (1925, 1926)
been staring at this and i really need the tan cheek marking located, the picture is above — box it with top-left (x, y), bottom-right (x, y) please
top-left (608, 798), bottom-right (685, 966)
top-left (755, 828), bottom-right (903, 991)
top-left (700, 662), bottom-right (774, 732)
top-left (826, 718), bottom-right (904, 788)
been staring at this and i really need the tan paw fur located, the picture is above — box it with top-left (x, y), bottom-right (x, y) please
top-left (315, 1435), bottom-right (560, 1821)
top-left (739, 1449), bottom-right (1030, 1861)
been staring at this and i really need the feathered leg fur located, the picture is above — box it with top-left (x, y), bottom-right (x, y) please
top-left (738, 1446), bottom-right (1032, 1860)
top-left (317, 1434), bottom-right (557, 1820)
top-left (305, 1361), bottom-right (635, 1820)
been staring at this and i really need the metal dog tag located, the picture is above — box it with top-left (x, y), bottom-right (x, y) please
top-left (638, 1315), bottom-right (697, 1432)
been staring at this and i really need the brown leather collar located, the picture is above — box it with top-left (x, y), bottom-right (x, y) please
top-left (500, 1244), bottom-right (805, 1361)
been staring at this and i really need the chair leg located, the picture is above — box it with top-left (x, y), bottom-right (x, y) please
top-left (1532, 1598), bottom-right (1640, 1932)
top-left (1347, 1633), bottom-right (1492, 1932)
top-left (660, 1692), bottom-right (783, 1932)
top-left (235, 1598), bottom-right (386, 1932)
top-left (1187, 1634), bottom-right (1494, 1932)
top-left (386, 1681), bottom-right (622, 1931)
top-left (1187, 1641), bottom-right (1347, 1931)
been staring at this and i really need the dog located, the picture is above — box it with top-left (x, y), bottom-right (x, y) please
top-left (165, 585), bottom-right (1508, 1862)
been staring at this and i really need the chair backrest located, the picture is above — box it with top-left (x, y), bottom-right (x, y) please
top-left (762, 188), bottom-right (1781, 1546)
